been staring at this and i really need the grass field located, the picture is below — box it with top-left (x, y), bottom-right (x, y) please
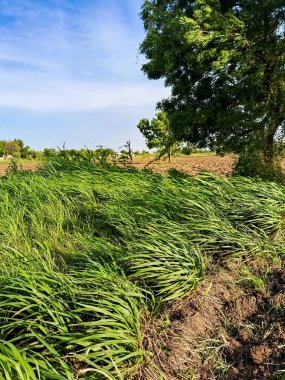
top-left (0, 159), bottom-right (283, 379)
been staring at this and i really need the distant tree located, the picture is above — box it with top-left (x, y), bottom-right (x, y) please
top-left (181, 145), bottom-right (195, 156)
top-left (20, 146), bottom-right (31, 159)
top-left (43, 148), bottom-right (57, 158)
top-left (28, 149), bottom-right (41, 159)
top-left (141, 150), bottom-right (150, 157)
top-left (119, 140), bottom-right (133, 165)
top-left (94, 146), bottom-right (116, 165)
top-left (15, 139), bottom-right (24, 151)
top-left (4, 140), bottom-right (22, 158)
top-left (0, 141), bottom-right (5, 156)
top-left (140, 0), bottom-right (285, 167)
top-left (137, 111), bottom-right (178, 162)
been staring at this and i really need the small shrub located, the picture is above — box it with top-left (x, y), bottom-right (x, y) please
top-left (6, 158), bottom-right (22, 175)
top-left (181, 146), bottom-right (194, 155)
top-left (233, 152), bottom-right (285, 184)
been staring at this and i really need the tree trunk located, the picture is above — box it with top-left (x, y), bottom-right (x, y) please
top-left (168, 147), bottom-right (171, 163)
top-left (263, 131), bottom-right (275, 162)
top-left (263, 102), bottom-right (283, 162)
top-left (263, 109), bottom-right (283, 163)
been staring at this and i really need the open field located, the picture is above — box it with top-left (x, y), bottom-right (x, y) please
top-left (0, 154), bottom-right (236, 177)
top-left (132, 154), bottom-right (236, 176)
top-left (0, 159), bottom-right (283, 379)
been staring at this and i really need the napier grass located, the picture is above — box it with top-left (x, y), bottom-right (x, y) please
top-left (0, 159), bottom-right (284, 379)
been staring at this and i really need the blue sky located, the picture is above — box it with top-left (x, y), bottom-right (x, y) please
top-left (0, 0), bottom-right (169, 150)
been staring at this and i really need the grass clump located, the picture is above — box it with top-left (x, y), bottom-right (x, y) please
top-left (0, 254), bottom-right (144, 379)
top-left (124, 233), bottom-right (204, 303)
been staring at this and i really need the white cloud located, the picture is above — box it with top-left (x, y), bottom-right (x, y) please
top-left (0, 75), bottom-right (169, 112)
top-left (0, 0), bottom-right (169, 112)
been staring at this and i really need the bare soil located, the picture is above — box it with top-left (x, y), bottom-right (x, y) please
top-left (138, 258), bottom-right (285, 380)
top-left (131, 155), bottom-right (236, 176)
top-left (0, 162), bottom-right (39, 175)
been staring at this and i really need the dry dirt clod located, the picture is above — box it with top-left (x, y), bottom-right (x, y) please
top-left (249, 344), bottom-right (272, 365)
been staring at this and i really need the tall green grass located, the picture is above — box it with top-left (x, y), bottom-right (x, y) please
top-left (0, 254), bottom-right (144, 379)
top-left (0, 159), bottom-right (284, 378)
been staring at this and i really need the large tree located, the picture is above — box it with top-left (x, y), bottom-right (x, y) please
top-left (140, 0), bottom-right (285, 162)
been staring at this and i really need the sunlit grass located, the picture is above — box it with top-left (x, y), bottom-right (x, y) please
top-left (0, 158), bottom-right (284, 378)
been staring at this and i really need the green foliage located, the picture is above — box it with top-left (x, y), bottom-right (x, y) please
top-left (134, 150), bottom-right (150, 158)
top-left (233, 152), bottom-right (285, 183)
top-left (179, 145), bottom-right (206, 156)
top-left (20, 145), bottom-right (31, 159)
top-left (0, 257), bottom-right (144, 379)
top-left (6, 159), bottom-right (22, 175)
top-left (238, 268), bottom-right (265, 291)
top-left (124, 237), bottom-right (204, 302)
top-left (138, 112), bottom-right (170, 150)
top-left (119, 140), bottom-right (133, 166)
top-left (181, 145), bottom-right (194, 155)
top-left (0, 141), bottom-right (5, 156)
top-left (0, 140), bottom-right (41, 160)
top-left (43, 148), bottom-right (57, 158)
top-left (4, 140), bottom-right (22, 158)
top-left (140, 0), bottom-right (285, 163)
top-left (137, 111), bottom-right (179, 162)
top-left (0, 161), bottom-right (284, 377)
top-left (43, 147), bottom-right (117, 165)
top-left (93, 146), bottom-right (116, 165)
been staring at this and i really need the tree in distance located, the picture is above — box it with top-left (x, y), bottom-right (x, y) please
top-left (3, 140), bottom-right (23, 158)
top-left (138, 111), bottom-right (178, 162)
top-left (119, 139), bottom-right (133, 165)
top-left (140, 0), bottom-right (285, 170)
top-left (0, 139), bottom-right (36, 159)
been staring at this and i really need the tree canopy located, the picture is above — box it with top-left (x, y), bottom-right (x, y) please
top-left (140, 0), bottom-right (285, 161)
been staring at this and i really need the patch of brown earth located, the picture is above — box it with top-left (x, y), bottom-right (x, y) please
top-left (138, 259), bottom-right (285, 380)
top-left (131, 155), bottom-right (236, 176)
top-left (0, 162), bottom-right (39, 175)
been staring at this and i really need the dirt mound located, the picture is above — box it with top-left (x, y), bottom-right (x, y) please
top-left (139, 259), bottom-right (285, 380)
